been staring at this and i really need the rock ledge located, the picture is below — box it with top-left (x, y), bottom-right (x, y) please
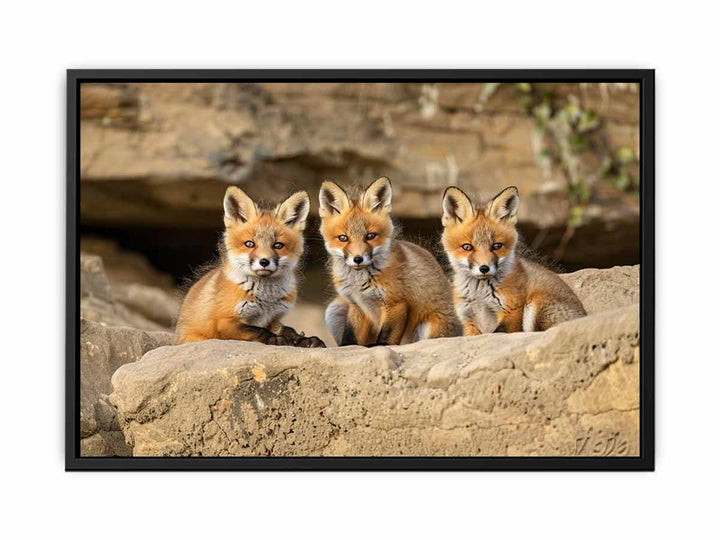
top-left (111, 303), bottom-right (639, 457)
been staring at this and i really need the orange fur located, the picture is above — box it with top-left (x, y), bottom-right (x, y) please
top-left (442, 186), bottom-right (586, 334)
top-left (320, 177), bottom-right (460, 346)
top-left (175, 187), bottom-right (324, 348)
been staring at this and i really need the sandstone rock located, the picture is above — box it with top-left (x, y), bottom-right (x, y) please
top-left (80, 237), bottom-right (175, 292)
top-left (111, 283), bottom-right (180, 329)
top-left (560, 264), bottom-right (639, 314)
top-left (80, 254), bottom-right (113, 302)
top-left (79, 83), bottom-right (640, 267)
top-left (80, 318), bottom-right (173, 456)
top-left (80, 296), bottom-right (170, 332)
top-left (111, 304), bottom-right (640, 457)
top-left (80, 247), bottom-right (179, 331)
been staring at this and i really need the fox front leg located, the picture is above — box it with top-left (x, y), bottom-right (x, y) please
top-left (341, 303), bottom-right (377, 346)
top-left (473, 303), bottom-right (501, 334)
top-left (458, 302), bottom-right (500, 335)
top-left (325, 298), bottom-right (373, 346)
top-left (217, 318), bottom-right (294, 346)
top-left (370, 302), bottom-right (408, 347)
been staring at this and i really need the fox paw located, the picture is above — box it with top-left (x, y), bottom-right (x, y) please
top-left (295, 336), bottom-right (326, 348)
top-left (266, 335), bottom-right (293, 347)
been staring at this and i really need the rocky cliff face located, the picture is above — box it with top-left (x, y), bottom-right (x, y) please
top-left (77, 247), bottom-right (639, 457)
top-left (80, 82), bottom-right (640, 269)
top-left (110, 305), bottom-right (639, 457)
top-left (79, 246), bottom-right (178, 455)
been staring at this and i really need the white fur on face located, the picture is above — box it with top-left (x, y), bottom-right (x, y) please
top-left (226, 252), bottom-right (253, 283)
top-left (226, 251), bottom-right (298, 285)
top-left (345, 253), bottom-right (372, 268)
top-left (325, 243), bottom-right (345, 259)
top-left (449, 256), bottom-right (470, 270)
top-left (371, 238), bottom-right (392, 270)
top-left (449, 251), bottom-right (515, 282)
top-left (471, 262), bottom-right (497, 278)
top-left (277, 255), bottom-right (298, 272)
top-left (250, 257), bottom-right (278, 273)
top-left (496, 253), bottom-right (515, 281)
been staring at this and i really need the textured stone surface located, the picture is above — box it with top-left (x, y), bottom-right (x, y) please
top-left (79, 82), bottom-right (639, 268)
top-left (80, 248), bottom-right (180, 332)
top-left (80, 254), bottom-right (113, 302)
top-left (80, 319), bottom-right (173, 456)
top-left (560, 264), bottom-right (639, 314)
top-left (81, 252), bottom-right (640, 457)
top-left (80, 237), bottom-right (176, 292)
top-left (111, 305), bottom-right (639, 457)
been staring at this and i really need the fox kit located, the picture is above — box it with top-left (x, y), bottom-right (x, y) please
top-left (441, 185), bottom-right (586, 335)
top-left (175, 187), bottom-right (325, 347)
top-left (320, 177), bottom-right (460, 346)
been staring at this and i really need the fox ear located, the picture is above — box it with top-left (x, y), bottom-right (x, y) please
top-left (276, 191), bottom-right (310, 231)
top-left (442, 187), bottom-right (475, 227)
top-left (486, 186), bottom-right (519, 224)
top-left (224, 186), bottom-right (258, 227)
top-left (361, 176), bottom-right (392, 213)
top-left (319, 181), bottom-right (350, 217)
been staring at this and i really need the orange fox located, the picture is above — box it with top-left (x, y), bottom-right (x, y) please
top-left (441, 185), bottom-right (586, 335)
top-left (320, 177), bottom-right (460, 346)
top-left (175, 187), bottom-right (325, 347)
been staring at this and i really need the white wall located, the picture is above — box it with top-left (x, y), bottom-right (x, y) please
top-left (1, 1), bottom-right (716, 538)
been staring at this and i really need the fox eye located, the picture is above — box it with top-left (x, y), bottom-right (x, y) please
top-left (338, 235), bottom-right (349, 242)
top-left (461, 243), bottom-right (473, 251)
top-left (491, 242), bottom-right (503, 250)
top-left (366, 232), bottom-right (377, 240)
top-left (273, 242), bottom-right (284, 250)
top-left (245, 241), bottom-right (255, 248)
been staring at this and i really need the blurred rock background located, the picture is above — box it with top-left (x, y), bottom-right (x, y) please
top-left (80, 82), bottom-right (640, 341)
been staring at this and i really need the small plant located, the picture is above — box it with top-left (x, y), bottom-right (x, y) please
top-left (482, 83), bottom-right (639, 257)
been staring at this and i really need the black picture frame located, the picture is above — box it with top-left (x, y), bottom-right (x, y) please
top-left (66, 69), bottom-right (654, 471)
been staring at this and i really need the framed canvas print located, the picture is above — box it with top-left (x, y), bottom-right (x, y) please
top-left (66, 69), bottom-right (654, 470)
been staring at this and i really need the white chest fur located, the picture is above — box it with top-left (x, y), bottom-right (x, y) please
top-left (332, 260), bottom-right (386, 325)
top-left (454, 273), bottom-right (504, 333)
top-left (230, 272), bottom-right (296, 328)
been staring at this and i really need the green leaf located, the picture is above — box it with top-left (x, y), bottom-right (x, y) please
top-left (569, 181), bottom-right (590, 204)
top-left (514, 82), bottom-right (532, 93)
top-left (569, 133), bottom-right (591, 153)
top-left (520, 96), bottom-right (534, 114)
top-left (534, 102), bottom-right (552, 121)
top-left (598, 156), bottom-right (614, 177)
top-left (568, 205), bottom-right (585, 228)
top-left (481, 82), bottom-right (500, 101)
top-left (578, 109), bottom-right (599, 132)
top-left (613, 172), bottom-right (630, 191)
top-left (615, 146), bottom-right (636, 163)
top-left (563, 103), bottom-right (582, 123)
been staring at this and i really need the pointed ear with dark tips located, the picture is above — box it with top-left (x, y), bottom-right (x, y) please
top-left (442, 186), bottom-right (475, 227)
top-left (319, 180), bottom-right (350, 218)
top-left (361, 176), bottom-right (392, 213)
top-left (276, 191), bottom-right (310, 230)
top-left (486, 186), bottom-right (519, 224)
top-left (223, 186), bottom-right (258, 227)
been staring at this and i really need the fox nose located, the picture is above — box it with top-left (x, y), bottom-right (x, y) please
top-left (353, 256), bottom-right (364, 265)
top-left (479, 265), bottom-right (490, 274)
top-left (259, 258), bottom-right (270, 268)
